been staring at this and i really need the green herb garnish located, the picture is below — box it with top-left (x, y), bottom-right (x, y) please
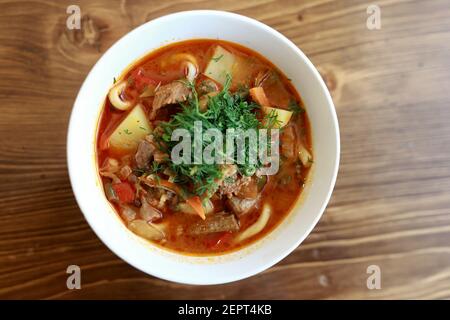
top-left (152, 74), bottom-right (278, 196)
top-left (288, 99), bottom-right (304, 115)
top-left (151, 161), bottom-right (162, 173)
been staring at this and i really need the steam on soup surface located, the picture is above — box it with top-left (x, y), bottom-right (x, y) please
top-left (97, 40), bottom-right (312, 254)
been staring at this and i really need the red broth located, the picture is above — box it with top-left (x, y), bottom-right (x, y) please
top-left (96, 40), bottom-right (312, 255)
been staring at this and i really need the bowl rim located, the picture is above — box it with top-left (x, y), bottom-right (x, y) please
top-left (67, 9), bottom-right (340, 285)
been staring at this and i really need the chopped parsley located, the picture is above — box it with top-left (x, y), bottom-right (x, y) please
top-left (288, 99), bottom-right (305, 115)
top-left (152, 75), bottom-right (278, 196)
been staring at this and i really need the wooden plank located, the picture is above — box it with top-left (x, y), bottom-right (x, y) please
top-left (0, 0), bottom-right (449, 299)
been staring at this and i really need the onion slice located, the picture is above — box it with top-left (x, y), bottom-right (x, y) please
top-left (128, 219), bottom-right (165, 241)
top-left (298, 145), bottom-right (313, 167)
top-left (185, 61), bottom-right (198, 82)
top-left (234, 204), bottom-right (271, 243)
top-left (108, 80), bottom-right (133, 110)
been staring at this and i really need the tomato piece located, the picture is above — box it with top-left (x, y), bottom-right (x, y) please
top-left (129, 68), bottom-right (159, 92)
top-left (112, 182), bottom-right (135, 203)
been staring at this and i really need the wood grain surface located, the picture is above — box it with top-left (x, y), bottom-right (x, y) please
top-left (1, 0), bottom-right (450, 299)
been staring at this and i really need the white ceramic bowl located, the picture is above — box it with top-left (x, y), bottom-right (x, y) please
top-left (67, 10), bottom-right (339, 285)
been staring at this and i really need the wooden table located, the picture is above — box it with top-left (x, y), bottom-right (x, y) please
top-left (1, 0), bottom-right (449, 299)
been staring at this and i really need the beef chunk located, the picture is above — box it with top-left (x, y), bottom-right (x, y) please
top-left (227, 196), bottom-right (259, 216)
top-left (135, 140), bottom-right (155, 169)
top-left (187, 213), bottom-right (239, 235)
top-left (235, 177), bottom-right (259, 199)
top-left (150, 81), bottom-right (191, 119)
top-left (197, 78), bottom-right (219, 95)
top-left (218, 175), bottom-right (251, 199)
